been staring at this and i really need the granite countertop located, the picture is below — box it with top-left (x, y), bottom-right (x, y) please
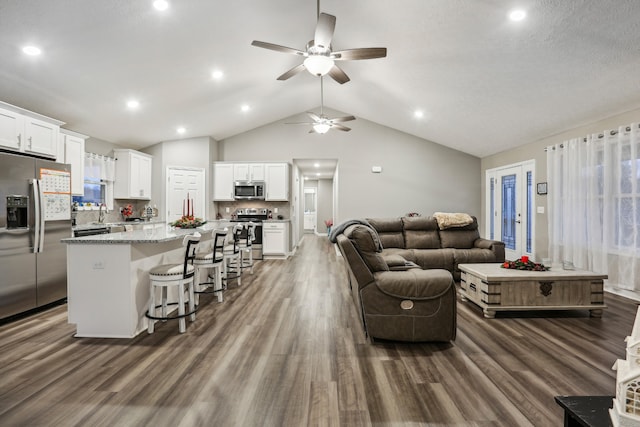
top-left (264, 219), bottom-right (290, 223)
top-left (63, 222), bottom-right (224, 244)
top-left (73, 218), bottom-right (166, 231)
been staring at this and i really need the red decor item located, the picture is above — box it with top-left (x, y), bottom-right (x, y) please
top-left (521, 255), bottom-right (529, 263)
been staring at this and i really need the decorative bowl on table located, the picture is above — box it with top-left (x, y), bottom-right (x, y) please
top-left (170, 215), bottom-right (206, 229)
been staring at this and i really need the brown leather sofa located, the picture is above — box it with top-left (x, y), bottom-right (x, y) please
top-left (335, 216), bottom-right (504, 342)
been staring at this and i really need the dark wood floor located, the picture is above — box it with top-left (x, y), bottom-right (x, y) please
top-left (0, 235), bottom-right (636, 426)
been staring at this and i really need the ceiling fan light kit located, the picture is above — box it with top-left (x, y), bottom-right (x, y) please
top-left (313, 122), bottom-right (331, 134)
top-left (303, 55), bottom-right (334, 76)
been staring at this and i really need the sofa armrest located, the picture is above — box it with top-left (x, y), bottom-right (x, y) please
top-left (382, 254), bottom-right (420, 271)
top-left (374, 269), bottom-right (453, 300)
top-left (473, 238), bottom-right (505, 262)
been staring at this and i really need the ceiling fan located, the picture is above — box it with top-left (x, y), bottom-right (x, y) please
top-left (251, 1), bottom-right (387, 84)
top-left (286, 77), bottom-right (355, 133)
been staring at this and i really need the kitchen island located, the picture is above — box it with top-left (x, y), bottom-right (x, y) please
top-left (62, 222), bottom-right (227, 338)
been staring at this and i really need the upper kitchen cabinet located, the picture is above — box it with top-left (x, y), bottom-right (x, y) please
top-left (265, 163), bottom-right (289, 201)
top-left (0, 102), bottom-right (63, 159)
top-left (213, 162), bottom-right (234, 201)
top-left (113, 149), bottom-right (153, 199)
top-left (233, 163), bottom-right (265, 182)
top-left (58, 129), bottom-right (88, 195)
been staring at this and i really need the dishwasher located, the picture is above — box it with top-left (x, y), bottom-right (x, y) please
top-left (73, 226), bottom-right (110, 237)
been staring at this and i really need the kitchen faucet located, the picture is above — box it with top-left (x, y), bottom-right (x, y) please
top-left (98, 203), bottom-right (105, 224)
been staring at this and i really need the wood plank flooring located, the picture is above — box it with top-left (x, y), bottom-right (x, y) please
top-left (0, 234), bottom-right (637, 426)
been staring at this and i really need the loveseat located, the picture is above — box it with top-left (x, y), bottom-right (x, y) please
top-left (334, 215), bottom-right (504, 342)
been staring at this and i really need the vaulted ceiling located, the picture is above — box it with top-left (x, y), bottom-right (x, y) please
top-left (1, 1), bottom-right (639, 158)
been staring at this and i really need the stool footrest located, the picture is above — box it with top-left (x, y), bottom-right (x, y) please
top-left (145, 302), bottom-right (197, 321)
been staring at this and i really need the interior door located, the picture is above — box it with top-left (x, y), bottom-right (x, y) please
top-left (303, 188), bottom-right (316, 232)
top-left (487, 161), bottom-right (535, 261)
top-left (167, 167), bottom-right (205, 222)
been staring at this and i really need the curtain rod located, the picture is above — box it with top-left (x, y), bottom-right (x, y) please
top-left (544, 124), bottom-right (639, 151)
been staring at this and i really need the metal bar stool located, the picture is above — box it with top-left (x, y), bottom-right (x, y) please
top-left (222, 224), bottom-right (243, 287)
top-left (239, 221), bottom-right (256, 275)
top-left (194, 228), bottom-right (227, 304)
top-left (147, 232), bottom-right (200, 334)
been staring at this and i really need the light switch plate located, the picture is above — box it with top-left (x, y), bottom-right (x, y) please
top-left (537, 206), bottom-right (545, 214)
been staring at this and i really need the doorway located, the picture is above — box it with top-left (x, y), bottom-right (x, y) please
top-left (486, 160), bottom-right (535, 260)
top-left (303, 188), bottom-right (317, 233)
top-left (166, 167), bottom-right (205, 222)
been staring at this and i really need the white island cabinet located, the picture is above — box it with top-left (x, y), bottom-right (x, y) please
top-left (62, 224), bottom-right (216, 338)
top-left (262, 221), bottom-right (288, 258)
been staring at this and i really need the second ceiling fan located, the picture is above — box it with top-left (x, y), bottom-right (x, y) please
top-left (286, 77), bottom-right (355, 133)
top-left (251, 2), bottom-right (387, 84)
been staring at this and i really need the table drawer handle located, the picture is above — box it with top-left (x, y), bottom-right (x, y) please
top-left (539, 281), bottom-right (553, 297)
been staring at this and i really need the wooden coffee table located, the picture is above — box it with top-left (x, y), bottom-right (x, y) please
top-left (458, 263), bottom-right (607, 318)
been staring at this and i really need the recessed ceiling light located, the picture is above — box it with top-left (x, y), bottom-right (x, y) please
top-left (177, 127), bottom-right (186, 134)
top-left (241, 104), bottom-right (250, 112)
top-left (153, 0), bottom-right (169, 11)
top-left (314, 163), bottom-right (320, 168)
top-left (316, 172), bottom-right (321, 176)
top-left (211, 70), bottom-right (224, 80)
top-left (304, 176), bottom-right (308, 180)
top-left (414, 110), bottom-right (424, 119)
top-left (22, 46), bottom-right (42, 56)
top-left (126, 99), bottom-right (140, 109)
top-left (509, 10), bottom-right (526, 21)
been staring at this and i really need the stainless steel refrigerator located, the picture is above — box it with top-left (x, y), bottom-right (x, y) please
top-left (0, 151), bottom-right (72, 319)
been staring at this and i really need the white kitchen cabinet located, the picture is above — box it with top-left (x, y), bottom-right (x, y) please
top-left (24, 117), bottom-right (59, 157)
top-left (0, 107), bottom-right (23, 151)
top-left (0, 102), bottom-right (62, 158)
top-left (113, 149), bottom-right (153, 199)
top-left (265, 163), bottom-right (289, 201)
top-left (233, 163), bottom-right (265, 182)
top-left (262, 222), bottom-right (288, 257)
top-left (213, 162), bottom-right (234, 201)
top-left (58, 129), bottom-right (87, 195)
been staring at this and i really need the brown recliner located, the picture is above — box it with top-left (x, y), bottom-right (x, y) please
top-left (337, 224), bottom-right (456, 342)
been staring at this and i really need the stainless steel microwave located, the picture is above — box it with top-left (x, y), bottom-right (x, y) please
top-left (234, 181), bottom-right (265, 200)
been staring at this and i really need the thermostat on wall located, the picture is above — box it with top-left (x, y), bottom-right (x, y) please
top-left (371, 166), bottom-right (382, 173)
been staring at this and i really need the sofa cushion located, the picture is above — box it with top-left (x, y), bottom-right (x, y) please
top-left (343, 224), bottom-right (389, 272)
top-left (402, 217), bottom-right (441, 249)
top-left (411, 248), bottom-right (455, 271)
top-left (367, 218), bottom-right (405, 248)
top-left (439, 217), bottom-right (480, 249)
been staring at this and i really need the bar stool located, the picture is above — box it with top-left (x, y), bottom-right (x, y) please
top-left (239, 221), bottom-right (256, 275)
top-left (222, 224), bottom-right (243, 287)
top-left (147, 232), bottom-right (200, 334)
top-left (194, 228), bottom-right (227, 303)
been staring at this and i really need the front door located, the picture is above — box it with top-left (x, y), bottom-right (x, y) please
top-left (486, 161), bottom-right (535, 261)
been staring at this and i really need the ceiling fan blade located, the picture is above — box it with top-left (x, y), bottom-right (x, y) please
top-left (332, 123), bottom-right (351, 132)
top-left (251, 40), bottom-right (305, 56)
top-left (308, 128), bottom-right (317, 134)
top-left (306, 112), bottom-right (321, 121)
top-left (277, 63), bottom-right (306, 81)
top-left (327, 65), bottom-right (350, 84)
top-left (333, 47), bottom-right (387, 60)
top-left (285, 121), bottom-right (315, 125)
top-left (331, 115), bottom-right (356, 123)
top-left (314, 13), bottom-right (336, 48)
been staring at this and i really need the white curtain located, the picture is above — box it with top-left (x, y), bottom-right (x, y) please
top-left (84, 153), bottom-right (116, 210)
top-left (547, 123), bottom-right (640, 293)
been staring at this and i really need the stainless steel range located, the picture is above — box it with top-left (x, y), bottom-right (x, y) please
top-left (231, 208), bottom-right (268, 260)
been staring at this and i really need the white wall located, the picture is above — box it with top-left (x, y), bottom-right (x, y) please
top-left (221, 108), bottom-right (481, 224)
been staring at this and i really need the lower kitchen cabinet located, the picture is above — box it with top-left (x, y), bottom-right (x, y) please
top-left (262, 222), bottom-right (288, 258)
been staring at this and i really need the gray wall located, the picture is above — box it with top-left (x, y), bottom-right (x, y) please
top-left (317, 179), bottom-right (333, 234)
top-left (221, 107), bottom-right (481, 224)
top-left (481, 106), bottom-right (640, 258)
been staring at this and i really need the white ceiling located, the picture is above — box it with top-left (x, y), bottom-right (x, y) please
top-left (1, 1), bottom-right (640, 159)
